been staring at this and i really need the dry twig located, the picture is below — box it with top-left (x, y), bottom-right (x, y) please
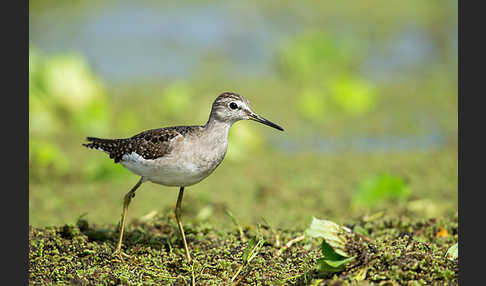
top-left (275, 234), bottom-right (305, 257)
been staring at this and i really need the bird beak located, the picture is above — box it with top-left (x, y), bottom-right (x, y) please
top-left (248, 113), bottom-right (284, 131)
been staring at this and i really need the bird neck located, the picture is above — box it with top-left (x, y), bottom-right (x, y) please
top-left (203, 118), bottom-right (232, 140)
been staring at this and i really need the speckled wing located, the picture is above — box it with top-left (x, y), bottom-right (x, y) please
top-left (83, 126), bottom-right (199, 163)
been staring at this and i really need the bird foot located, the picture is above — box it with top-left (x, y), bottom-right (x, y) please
top-left (112, 248), bottom-right (131, 261)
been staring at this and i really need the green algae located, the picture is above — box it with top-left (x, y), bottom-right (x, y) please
top-left (29, 212), bottom-right (457, 285)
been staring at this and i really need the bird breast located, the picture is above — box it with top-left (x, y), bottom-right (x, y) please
top-left (121, 132), bottom-right (229, 187)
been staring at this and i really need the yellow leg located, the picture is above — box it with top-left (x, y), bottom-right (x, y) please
top-left (175, 187), bottom-right (192, 263)
top-left (114, 177), bottom-right (144, 259)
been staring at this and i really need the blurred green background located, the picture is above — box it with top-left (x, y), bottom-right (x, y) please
top-left (29, 0), bottom-right (457, 230)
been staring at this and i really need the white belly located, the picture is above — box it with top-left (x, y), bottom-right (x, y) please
top-left (120, 148), bottom-right (225, 187)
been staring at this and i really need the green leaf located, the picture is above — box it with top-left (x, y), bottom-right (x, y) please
top-left (306, 217), bottom-right (351, 257)
top-left (241, 238), bottom-right (255, 263)
top-left (317, 256), bottom-right (355, 274)
top-left (306, 218), bottom-right (356, 275)
top-left (324, 256), bottom-right (355, 268)
top-left (446, 243), bottom-right (458, 260)
top-left (321, 240), bottom-right (347, 261)
top-left (240, 229), bottom-right (265, 265)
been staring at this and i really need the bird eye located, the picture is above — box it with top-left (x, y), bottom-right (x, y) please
top-left (229, 102), bottom-right (238, 110)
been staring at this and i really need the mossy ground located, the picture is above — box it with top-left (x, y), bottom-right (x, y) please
top-left (29, 211), bottom-right (457, 285)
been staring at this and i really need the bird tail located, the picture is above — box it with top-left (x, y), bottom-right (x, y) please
top-left (82, 137), bottom-right (126, 161)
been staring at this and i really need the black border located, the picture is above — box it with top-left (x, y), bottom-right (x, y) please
top-left (458, 0), bottom-right (481, 285)
top-left (5, 0), bottom-right (29, 284)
